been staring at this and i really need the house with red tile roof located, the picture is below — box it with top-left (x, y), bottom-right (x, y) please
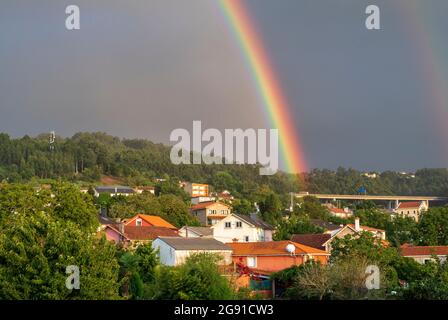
top-left (99, 224), bottom-right (130, 243)
top-left (226, 241), bottom-right (328, 298)
top-left (227, 240), bottom-right (329, 274)
top-left (216, 190), bottom-right (235, 203)
top-left (394, 201), bottom-right (428, 221)
top-left (125, 214), bottom-right (177, 230)
top-left (400, 244), bottom-right (448, 264)
top-left (294, 218), bottom-right (387, 253)
top-left (328, 207), bottom-right (353, 219)
top-left (99, 223), bottom-right (179, 247)
top-left (190, 201), bottom-right (231, 226)
top-left (323, 203), bottom-right (353, 218)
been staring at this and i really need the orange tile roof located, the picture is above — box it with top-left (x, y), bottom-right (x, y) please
top-left (190, 201), bottom-right (229, 211)
top-left (227, 241), bottom-right (329, 256)
top-left (126, 214), bottom-right (177, 229)
top-left (397, 201), bottom-right (422, 209)
top-left (401, 245), bottom-right (448, 256)
top-left (329, 207), bottom-right (347, 214)
top-left (124, 226), bottom-right (178, 241)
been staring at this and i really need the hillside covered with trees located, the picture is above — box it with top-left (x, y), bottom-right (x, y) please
top-left (0, 132), bottom-right (448, 197)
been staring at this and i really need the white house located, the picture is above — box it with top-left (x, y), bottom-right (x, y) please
top-left (191, 196), bottom-right (216, 205)
top-left (394, 201), bottom-right (428, 221)
top-left (401, 244), bottom-right (448, 264)
top-left (94, 186), bottom-right (135, 197)
top-left (211, 213), bottom-right (274, 243)
top-left (152, 237), bottom-right (233, 266)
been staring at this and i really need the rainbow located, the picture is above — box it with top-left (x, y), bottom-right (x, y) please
top-left (396, 1), bottom-right (448, 160)
top-left (217, 0), bottom-right (307, 174)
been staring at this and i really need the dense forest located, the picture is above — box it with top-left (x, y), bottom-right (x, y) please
top-left (0, 132), bottom-right (448, 197)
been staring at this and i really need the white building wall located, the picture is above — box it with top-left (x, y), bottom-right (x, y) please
top-left (212, 215), bottom-right (266, 243)
top-left (152, 239), bottom-right (232, 266)
top-left (174, 250), bottom-right (232, 265)
top-left (152, 238), bottom-right (176, 266)
top-left (407, 255), bottom-right (447, 264)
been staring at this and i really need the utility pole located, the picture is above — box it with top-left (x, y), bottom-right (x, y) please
top-left (49, 131), bottom-right (56, 177)
top-left (289, 192), bottom-right (294, 213)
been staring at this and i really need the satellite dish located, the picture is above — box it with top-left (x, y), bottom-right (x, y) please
top-left (286, 243), bottom-right (296, 254)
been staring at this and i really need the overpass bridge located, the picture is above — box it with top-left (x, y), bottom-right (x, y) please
top-left (294, 193), bottom-right (448, 208)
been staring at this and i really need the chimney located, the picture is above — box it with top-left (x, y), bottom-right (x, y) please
top-left (354, 217), bottom-right (361, 232)
top-left (118, 222), bottom-right (124, 234)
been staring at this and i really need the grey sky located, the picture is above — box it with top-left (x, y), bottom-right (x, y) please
top-left (0, 0), bottom-right (447, 172)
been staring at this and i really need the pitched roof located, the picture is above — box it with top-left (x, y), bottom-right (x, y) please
top-left (181, 226), bottom-right (214, 237)
top-left (346, 224), bottom-right (385, 233)
top-left (329, 207), bottom-right (348, 214)
top-left (157, 237), bottom-right (232, 251)
top-left (401, 245), bottom-right (448, 256)
top-left (310, 219), bottom-right (342, 231)
top-left (190, 201), bottom-right (229, 211)
top-left (101, 224), bottom-right (129, 240)
top-left (233, 214), bottom-right (274, 230)
top-left (290, 233), bottom-right (331, 250)
top-left (124, 226), bottom-right (178, 241)
top-left (397, 201), bottom-right (423, 209)
top-left (227, 241), bottom-right (329, 256)
top-left (133, 214), bottom-right (177, 229)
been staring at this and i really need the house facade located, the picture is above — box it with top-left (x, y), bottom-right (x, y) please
top-left (191, 196), bottom-right (216, 205)
top-left (152, 237), bottom-right (233, 266)
top-left (394, 201), bottom-right (428, 221)
top-left (328, 207), bottom-right (353, 219)
top-left (211, 213), bottom-right (274, 243)
top-left (400, 244), bottom-right (448, 264)
top-left (190, 201), bottom-right (231, 226)
top-left (322, 203), bottom-right (354, 219)
top-left (94, 186), bottom-right (135, 197)
top-left (99, 215), bottom-right (179, 247)
top-left (295, 218), bottom-right (387, 253)
top-left (182, 182), bottom-right (209, 197)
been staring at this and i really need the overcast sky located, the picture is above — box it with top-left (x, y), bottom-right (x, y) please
top-left (0, 0), bottom-right (447, 172)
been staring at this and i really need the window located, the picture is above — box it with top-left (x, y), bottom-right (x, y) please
top-left (236, 221), bottom-right (242, 228)
top-left (245, 236), bottom-right (249, 242)
top-left (136, 218), bottom-right (142, 226)
top-left (225, 222), bottom-right (231, 228)
top-left (247, 257), bottom-right (256, 267)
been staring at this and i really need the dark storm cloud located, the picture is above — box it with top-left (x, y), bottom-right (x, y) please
top-left (0, 0), bottom-right (447, 171)
top-left (0, 0), bottom-right (264, 141)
